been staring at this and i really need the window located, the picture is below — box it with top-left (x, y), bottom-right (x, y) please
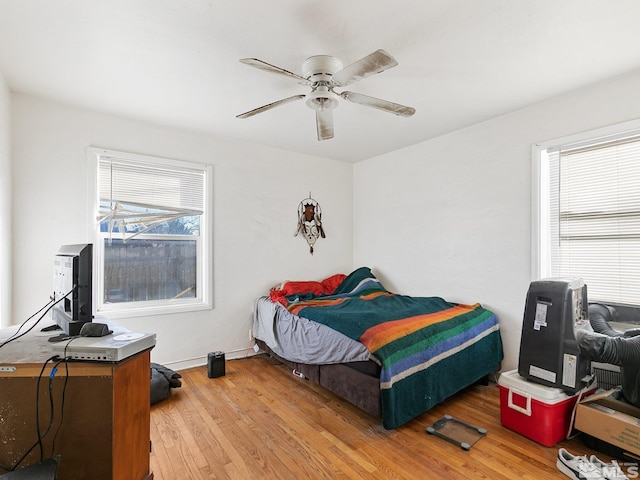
top-left (533, 120), bottom-right (640, 306)
top-left (88, 148), bottom-right (212, 317)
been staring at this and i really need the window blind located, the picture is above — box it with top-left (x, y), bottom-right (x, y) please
top-left (99, 156), bottom-right (204, 212)
top-left (98, 155), bottom-right (205, 240)
top-left (548, 134), bottom-right (640, 305)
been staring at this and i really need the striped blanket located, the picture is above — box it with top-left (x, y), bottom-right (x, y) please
top-left (284, 267), bottom-right (503, 429)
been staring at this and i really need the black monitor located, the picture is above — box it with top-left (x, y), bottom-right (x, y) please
top-left (51, 243), bottom-right (93, 335)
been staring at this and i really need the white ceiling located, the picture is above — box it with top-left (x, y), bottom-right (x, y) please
top-left (2, 0), bottom-right (640, 163)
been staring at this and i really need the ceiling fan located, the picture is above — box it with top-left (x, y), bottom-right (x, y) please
top-left (236, 49), bottom-right (416, 141)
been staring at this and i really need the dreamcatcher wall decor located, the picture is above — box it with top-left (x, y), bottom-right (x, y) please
top-left (295, 193), bottom-right (325, 255)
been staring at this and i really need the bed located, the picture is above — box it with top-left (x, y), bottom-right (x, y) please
top-left (253, 267), bottom-right (504, 429)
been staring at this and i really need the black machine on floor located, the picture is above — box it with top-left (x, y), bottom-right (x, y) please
top-left (518, 278), bottom-right (591, 394)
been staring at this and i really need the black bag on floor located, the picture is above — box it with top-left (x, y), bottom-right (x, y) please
top-left (151, 362), bottom-right (182, 405)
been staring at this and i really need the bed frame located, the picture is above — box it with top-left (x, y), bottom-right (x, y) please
top-left (256, 339), bottom-right (382, 418)
top-left (257, 338), bottom-right (494, 423)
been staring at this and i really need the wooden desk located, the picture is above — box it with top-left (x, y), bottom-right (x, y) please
top-left (0, 324), bottom-right (153, 480)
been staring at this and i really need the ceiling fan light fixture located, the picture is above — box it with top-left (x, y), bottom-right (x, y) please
top-left (305, 89), bottom-right (340, 111)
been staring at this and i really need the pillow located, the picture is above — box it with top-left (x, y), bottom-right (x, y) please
top-left (269, 273), bottom-right (346, 305)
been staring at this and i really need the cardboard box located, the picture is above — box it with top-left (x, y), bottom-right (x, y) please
top-left (498, 369), bottom-right (584, 447)
top-left (574, 387), bottom-right (640, 456)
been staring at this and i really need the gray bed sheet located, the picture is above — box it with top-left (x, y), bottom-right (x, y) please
top-left (253, 296), bottom-right (373, 365)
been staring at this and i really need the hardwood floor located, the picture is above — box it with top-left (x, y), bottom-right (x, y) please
top-left (149, 355), bottom-right (613, 479)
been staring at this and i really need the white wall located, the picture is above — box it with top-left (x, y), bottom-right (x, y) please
top-left (11, 68), bottom-right (640, 372)
top-left (11, 94), bottom-right (353, 368)
top-left (0, 73), bottom-right (10, 328)
top-left (354, 67), bottom-right (640, 372)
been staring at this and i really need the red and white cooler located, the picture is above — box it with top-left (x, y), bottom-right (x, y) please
top-left (498, 369), bottom-right (586, 447)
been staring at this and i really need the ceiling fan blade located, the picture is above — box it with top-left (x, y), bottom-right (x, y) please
top-left (316, 109), bottom-right (334, 141)
top-left (239, 58), bottom-right (311, 85)
top-left (332, 49), bottom-right (398, 87)
top-left (236, 94), bottom-right (306, 119)
top-left (340, 91), bottom-right (415, 117)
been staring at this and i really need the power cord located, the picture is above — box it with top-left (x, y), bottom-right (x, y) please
top-left (0, 288), bottom-right (75, 350)
top-left (6, 354), bottom-right (71, 472)
top-left (566, 373), bottom-right (596, 440)
top-left (49, 357), bottom-right (70, 457)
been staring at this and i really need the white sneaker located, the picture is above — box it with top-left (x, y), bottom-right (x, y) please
top-left (590, 455), bottom-right (629, 480)
top-left (557, 448), bottom-right (605, 479)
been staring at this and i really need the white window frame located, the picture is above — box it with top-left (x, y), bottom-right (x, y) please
top-left (87, 147), bottom-right (213, 318)
top-left (532, 118), bottom-right (640, 306)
